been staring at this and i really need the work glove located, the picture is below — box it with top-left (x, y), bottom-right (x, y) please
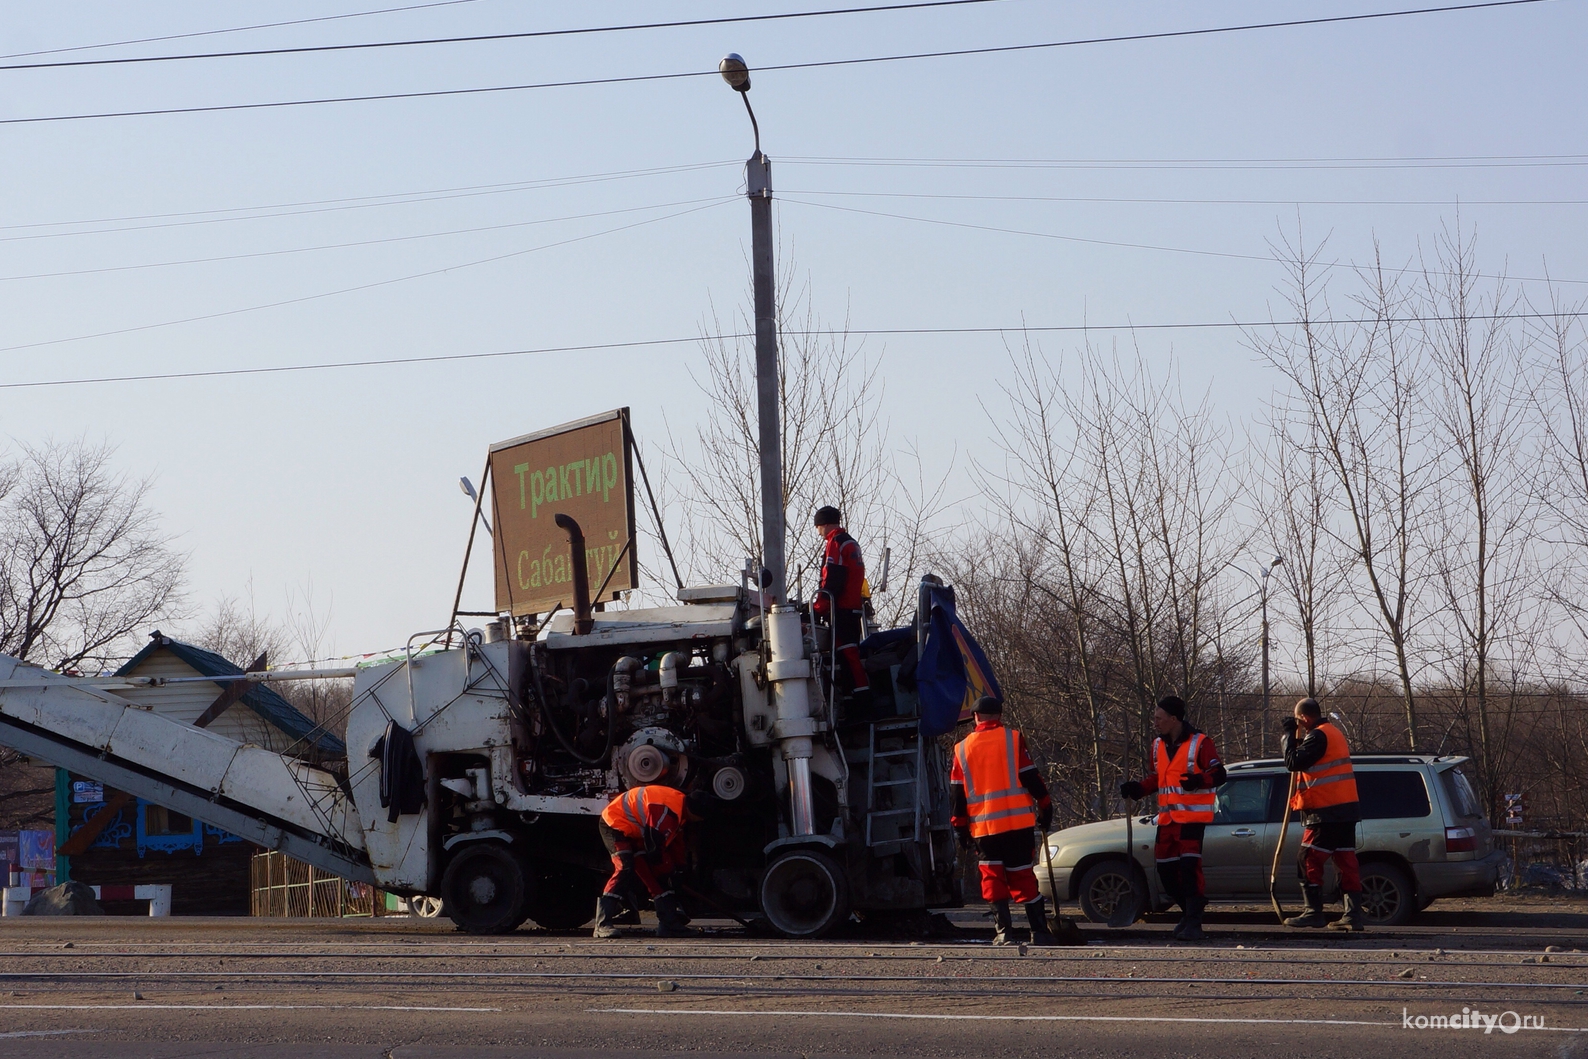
top-left (1281, 716), bottom-right (1299, 736)
top-left (1037, 803), bottom-right (1053, 832)
top-left (955, 826), bottom-right (973, 851)
top-left (1119, 780), bottom-right (1145, 801)
top-left (1180, 772), bottom-right (1205, 791)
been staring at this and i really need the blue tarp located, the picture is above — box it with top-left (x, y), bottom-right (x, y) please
top-left (916, 585), bottom-right (1002, 737)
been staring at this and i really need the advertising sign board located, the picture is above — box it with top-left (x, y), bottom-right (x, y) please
top-left (488, 409), bottom-right (637, 617)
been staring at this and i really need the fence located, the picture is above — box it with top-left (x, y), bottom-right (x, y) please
top-left (249, 850), bottom-right (391, 918)
top-left (1492, 829), bottom-right (1588, 892)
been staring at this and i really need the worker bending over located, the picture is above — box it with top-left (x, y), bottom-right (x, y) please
top-left (593, 783), bottom-right (697, 939)
top-left (812, 506), bottom-right (870, 702)
top-left (1282, 697), bottom-right (1365, 931)
top-left (951, 696), bottom-right (1059, 946)
top-left (1120, 695), bottom-right (1226, 941)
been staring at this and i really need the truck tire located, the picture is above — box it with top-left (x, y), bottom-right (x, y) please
top-left (1358, 862), bottom-right (1416, 926)
top-left (1076, 859), bottom-right (1138, 925)
top-left (760, 849), bottom-right (850, 938)
top-left (526, 868), bottom-right (601, 930)
top-left (442, 842), bottom-right (530, 934)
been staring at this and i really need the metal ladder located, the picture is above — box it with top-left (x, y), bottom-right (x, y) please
top-left (864, 721), bottom-right (922, 848)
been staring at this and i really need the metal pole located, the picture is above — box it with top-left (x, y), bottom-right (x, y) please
top-left (747, 136), bottom-right (784, 604)
top-left (1260, 571), bottom-right (1271, 754)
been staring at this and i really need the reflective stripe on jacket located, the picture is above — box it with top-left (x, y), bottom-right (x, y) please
top-left (601, 784), bottom-right (688, 844)
top-left (1154, 733), bottom-right (1216, 824)
top-left (1291, 723), bottom-right (1358, 811)
top-left (954, 724), bottom-right (1037, 838)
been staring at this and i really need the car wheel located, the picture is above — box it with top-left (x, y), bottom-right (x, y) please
top-left (1076, 859), bottom-right (1140, 926)
top-left (1358, 862), bottom-right (1416, 926)
top-left (760, 849), bottom-right (851, 938)
top-left (407, 895), bottom-right (445, 918)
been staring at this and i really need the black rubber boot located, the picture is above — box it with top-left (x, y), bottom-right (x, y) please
top-left (1331, 891), bottom-right (1367, 931)
top-left (591, 894), bottom-right (626, 939)
top-left (1025, 898), bottom-right (1059, 947)
top-left (1285, 884), bottom-right (1330, 928)
top-left (653, 892), bottom-right (698, 938)
top-left (990, 900), bottom-right (1015, 945)
top-left (1177, 895), bottom-right (1206, 941)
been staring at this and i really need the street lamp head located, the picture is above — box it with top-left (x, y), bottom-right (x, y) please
top-left (719, 53), bottom-right (751, 92)
top-left (459, 476), bottom-right (478, 502)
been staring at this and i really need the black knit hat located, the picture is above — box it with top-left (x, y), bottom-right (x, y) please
top-left (814, 505), bottom-right (841, 527)
top-left (973, 695), bottom-right (1003, 716)
top-left (1156, 695), bottom-right (1187, 719)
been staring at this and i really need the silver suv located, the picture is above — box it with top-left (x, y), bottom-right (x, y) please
top-left (1039, 755), bottom-right (1503, 926)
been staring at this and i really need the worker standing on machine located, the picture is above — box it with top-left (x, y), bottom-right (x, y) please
top-left (812, 506), bottom-right (870, 703)
top-left (593, 782), bottom-right (696, 939)
top-left (951, 696), bottom-right (1059, 946)
top-left (1119, 695), bottom-right (1226, 941)
top-left (1281, 697), bottom-right (1365, 931)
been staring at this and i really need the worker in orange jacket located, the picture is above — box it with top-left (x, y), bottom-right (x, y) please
top-left (951, 696), bottom-right (1058, 946)
top-left (593, 783), bottom-right (696, 939)
top-left (1120, 695), bottom-right (1226, 940)
top-left (1281, 697), bottom-right (1365, 931)
top-left (811, 506), bottom-right (870, 702)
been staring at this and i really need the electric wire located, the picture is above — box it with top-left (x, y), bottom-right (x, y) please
top-left (0, 161), bottom-right (736, 241)
top-left (3, 312), bottom-right (1582, 391)
top-left (0, 195), bottom-right (732, 283)
top-left (0, 0), bottom-right (1012, 72)
top-left (777, 196), bottom-right (1588, 286)
top-left (0, 1), bottom-right (491, 60)
top-left (783, 189), bottom-right (1588, 207)
top-left (0, 197), bottom-right (733, 356)
top-left (0, 0), bottom-right (1557, 126)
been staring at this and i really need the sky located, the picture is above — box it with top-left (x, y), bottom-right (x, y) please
top-left (1, 0), bottom-right (1583, 663)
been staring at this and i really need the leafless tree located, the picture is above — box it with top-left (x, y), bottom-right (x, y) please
top-left (0, 439), bottom-right (185, 672)
top-left (1253, 232), bottom-right (1436, 750)
top-left (658, 263), bottom-right (949, 625)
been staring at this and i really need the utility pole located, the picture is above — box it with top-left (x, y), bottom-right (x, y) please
top-left (720, 53), bottom-right (785, 603)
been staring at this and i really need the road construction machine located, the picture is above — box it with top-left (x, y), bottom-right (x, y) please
top-left (0, 565), bottom-right (971, 936)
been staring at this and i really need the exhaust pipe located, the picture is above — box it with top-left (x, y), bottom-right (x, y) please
top-left (554, 513), bottom-right (594, 635)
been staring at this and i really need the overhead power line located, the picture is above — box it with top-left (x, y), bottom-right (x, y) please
top-left (782, 152), bottom-right (1588, 172)
top-left (0, 198), bottom-right (733, 355)
top-left (0, 1), bottom-right (489, 61)
top-left (0, 161), bottom-right (736, 242)
top-left (778, 196), bottom-right (1588, 286)
top-left (0, 1), bottom-right (1009, 72)
top-left (0, 0), bottom-right (1556, 126)
top-left (5, 311), bottom-right (1583, 390)
top-left (786, 188), bottom-right (1588, 206)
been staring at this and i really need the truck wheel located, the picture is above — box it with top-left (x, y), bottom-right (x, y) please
top-left (1076, 859), bottom-right (1138, 925)
top-left (527, 868), bottom-right (601, 930)
top-left (1358, 862), bottom-right (1416, 926)
top-left (760, 849), bottom-right (850, 938)
top-left (442, 842), bottom-right (529, 934)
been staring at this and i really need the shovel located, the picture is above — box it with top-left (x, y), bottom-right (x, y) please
top-left (1039, 826), bottom-right (1088, 945)
top-left (1268, 773), bottom-right (1299, 923)
top-left (1107, 799), bottom-right (1143, 929)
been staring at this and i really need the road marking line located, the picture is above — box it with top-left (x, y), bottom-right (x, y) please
top-left (0, 1004), bottom-right (498, 1012)
top-left (591, 1007), bottom-right (1397, 1027)
top-left (0, 1030), bottom-right (99, 1039)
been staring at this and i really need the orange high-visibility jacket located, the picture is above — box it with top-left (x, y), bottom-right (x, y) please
top-left (601, 785), bottom-right (688, 850)
top-left (953, 724), bottom-right (1038, 838)
top-left (1290, 722), bottom-right (1358, 812)
top-left (1154, 734), bottom-right (1217, 824)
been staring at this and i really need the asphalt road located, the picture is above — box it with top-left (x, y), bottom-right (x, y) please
top-left (1, 899), bottom-right (1585, 1058)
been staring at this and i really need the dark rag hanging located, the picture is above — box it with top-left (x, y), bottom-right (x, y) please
top-left (370, 719), bottom-right (426, 822)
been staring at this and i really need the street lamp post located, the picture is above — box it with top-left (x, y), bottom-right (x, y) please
top-left (720, 54), bottom-right (785, 604)
top-left (1258, 555), bottom-right (1283, 752)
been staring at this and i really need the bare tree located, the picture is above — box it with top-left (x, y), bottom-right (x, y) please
top-left (1254, 233), bottom-right (1436, 750)
top-left (659, 264), bottom-right (948, 625)
top-left (0, 439), bottom-right (184, 672)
